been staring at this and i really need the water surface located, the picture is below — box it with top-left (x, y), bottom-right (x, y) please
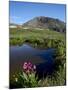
top-left (10, 44), bottom-right (55, 76)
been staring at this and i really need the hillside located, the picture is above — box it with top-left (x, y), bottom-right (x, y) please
top-left (22, 16), bottom-right (66, 33)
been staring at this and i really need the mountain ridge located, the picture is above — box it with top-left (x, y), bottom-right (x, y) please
top-left (22, 16), bottom-right (66, 33)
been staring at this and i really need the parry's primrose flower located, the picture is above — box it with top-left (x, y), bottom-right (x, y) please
top-left (23, 62), bottom-right (36, 73)
top-left (23, 62), bottom-right (28, 70)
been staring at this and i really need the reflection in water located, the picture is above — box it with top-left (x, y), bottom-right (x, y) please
top-left (10, 44), bottom-right (55, 76)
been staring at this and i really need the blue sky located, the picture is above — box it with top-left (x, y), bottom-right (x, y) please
top-left (9, 1), bottom-right (66, 24)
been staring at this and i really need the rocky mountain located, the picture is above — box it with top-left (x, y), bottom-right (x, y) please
top-left (22, 16), bottom-right (66, 33)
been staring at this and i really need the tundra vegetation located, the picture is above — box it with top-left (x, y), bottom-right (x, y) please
top-left (10, 27), bottom-right (66, 88)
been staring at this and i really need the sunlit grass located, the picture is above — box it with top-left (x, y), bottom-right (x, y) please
top-left (9, 28), bottom-right (65, 47)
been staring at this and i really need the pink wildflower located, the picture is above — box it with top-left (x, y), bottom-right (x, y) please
top-left (23, 62), bottom-right (36, 73)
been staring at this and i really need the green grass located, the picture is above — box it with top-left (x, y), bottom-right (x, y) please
top-left (38, 65), bottom-right (66, 87)
top-left (9, 28), bottom-right (65, 47)
top-left (9, 28), bottom-right (66, 88)
top-left (10, 28), bottom-right (65, 40)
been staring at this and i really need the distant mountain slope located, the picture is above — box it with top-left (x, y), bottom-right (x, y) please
top-left (22, 16), bottom-right (66, 33)
top-left (9, 23), bottom-right (22, 28)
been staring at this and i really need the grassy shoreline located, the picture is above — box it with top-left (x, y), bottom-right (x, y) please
top-left (10, 28), bottom-right (66, 88)
top-left (10, 28), bottom-right (65, 48)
